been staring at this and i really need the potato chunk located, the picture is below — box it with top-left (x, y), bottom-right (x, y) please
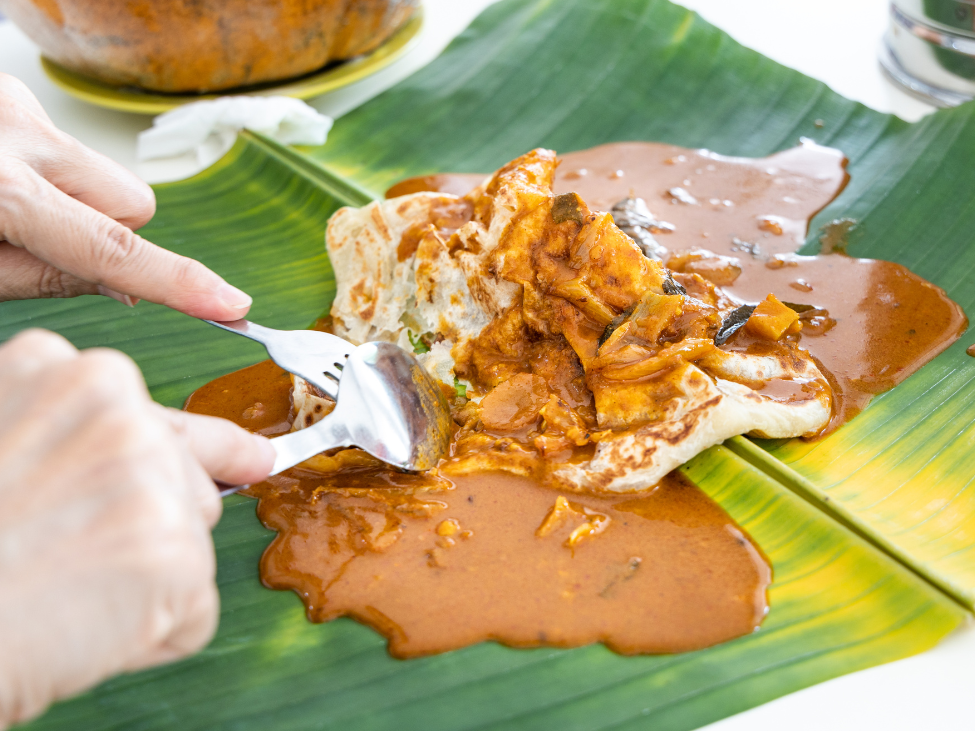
top-left (745, 294), bottom-right (801, 340)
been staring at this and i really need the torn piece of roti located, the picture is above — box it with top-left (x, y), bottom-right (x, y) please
top-left (300, 149), bottom-right (831, 493)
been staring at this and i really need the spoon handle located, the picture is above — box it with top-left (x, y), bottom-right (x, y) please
top-left (216, 413), bottom-right (353, 497)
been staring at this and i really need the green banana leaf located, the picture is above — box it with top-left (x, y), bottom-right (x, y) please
top-left (304, 0), bottom-right (975, 611)
top-left (1, 0), bottom-right (972, 728)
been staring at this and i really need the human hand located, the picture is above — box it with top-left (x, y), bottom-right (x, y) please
top-left (0, 330), bottom-right (275, 727)
top-left (0, 73), bottom-right (253, 319)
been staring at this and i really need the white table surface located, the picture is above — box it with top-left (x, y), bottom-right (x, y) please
top-left (2, 1), bottom-right (973, 729)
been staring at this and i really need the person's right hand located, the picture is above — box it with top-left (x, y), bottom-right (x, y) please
top-left (0, 72), bottom-right (253, 319)
top-left (0, 330), bottom-right (275, 728)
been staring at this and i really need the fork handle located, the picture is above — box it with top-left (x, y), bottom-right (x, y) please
top-left (217, 414), bottom-right (353, 497)
top-left (202, 319), bottom-right (353, 355)
top-left (203, 318), bottom-right (280, 346)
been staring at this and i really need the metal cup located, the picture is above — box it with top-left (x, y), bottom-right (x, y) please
top-left (881, 0), bottom-right (975, 105)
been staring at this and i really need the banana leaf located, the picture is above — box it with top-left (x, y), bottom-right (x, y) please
top-left (304, 0), bottom-right (975, 609)
top-left (1, 0), bottom-right (973, 728)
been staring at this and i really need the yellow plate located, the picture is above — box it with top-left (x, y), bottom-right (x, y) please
top-left (40, 11), bottom-right (423, 115)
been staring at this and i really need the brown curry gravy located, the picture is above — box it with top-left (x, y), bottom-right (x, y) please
top-left (187, 141), bottom-right (965, 659)
top-left (186, 359), bottom-right (771, 658)
top-left (390, 142), bottom-right (967, 431)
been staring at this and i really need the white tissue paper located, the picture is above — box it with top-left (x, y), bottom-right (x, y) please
top-left (137, 96), bottom-right (333, 167)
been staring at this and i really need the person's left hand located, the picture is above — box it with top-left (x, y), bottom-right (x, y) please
top-left (0, 72), bottom-right (253, 319)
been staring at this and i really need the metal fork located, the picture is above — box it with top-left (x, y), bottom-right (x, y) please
top-left (204, 319), bottom-right (354, 399)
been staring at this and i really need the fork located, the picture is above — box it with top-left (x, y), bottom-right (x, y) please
top-left (204, 319), bottom-right (354, 399)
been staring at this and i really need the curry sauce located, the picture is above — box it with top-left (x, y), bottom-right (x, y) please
top-left (392, 141), bottom-right (967, 432)
top-left (186, 141), bottom-right (965, 659)
top-left (186, 359), bottom-right (771, 658)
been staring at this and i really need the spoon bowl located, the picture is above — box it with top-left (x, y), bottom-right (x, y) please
top-left (330, 342), bottom-right (453, 471)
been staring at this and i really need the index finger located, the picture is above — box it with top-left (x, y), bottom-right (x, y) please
top-left (160, 407), bottom-right (276, 494)
top-left (0, 159), bottom-right (254, 319)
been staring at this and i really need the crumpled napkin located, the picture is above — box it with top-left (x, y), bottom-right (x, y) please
top-left (137, 96), bottom-right (333, 167)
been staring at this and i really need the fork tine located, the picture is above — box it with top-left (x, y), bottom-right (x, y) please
top-left (202, 317), bottom-right (357, 402)
top-left (317, 356), bottom-right (349, 399)
top-left (323, 358), bottom-right (346, 381)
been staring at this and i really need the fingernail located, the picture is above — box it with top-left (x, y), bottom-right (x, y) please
top-left (98, 286), bottom-right (140, 308)
top-left (218, 283), bottom-right (252, 311)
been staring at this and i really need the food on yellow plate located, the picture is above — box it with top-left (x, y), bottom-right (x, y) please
top-left (185, 141), bottom-right (965, 659)
top-left (2, 0), bottom-right (418, 92)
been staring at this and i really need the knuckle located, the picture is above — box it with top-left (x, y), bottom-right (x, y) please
top-left (73, 350), bottom-right (146, 407)
top-left (0, 161), bottom-right (50, 246)
top-left (0, 90), bottom-right (32, 126)
top-left (1, 328), bottom-right (76, 368)
top-left (7, 327), bottom-right (69, 353)
top-left (96, 400), bottom-right (149, 437)
top-left (174, 583), bottom-right (220, 653)
top-left (170, 254), bottom-right (207, 290)
top-left (81, 347), bottom-right (141, 381)
top-left (0, 328), bottom-right (76, 383)
top-left (0, 102), bottom-right (56, 155)
top-left (34, 264), bottom-right (78, 298)
top-left (0, 156), bottom-right (35, 211)
top-left (138, 580), bottom-right (219, 662)
top-left (88, 408), bottom-right (160, 469)
top-left (93, 223), bottom-right (145, 273)
top-left (0, 156), bottom-right (21, 189)
top-left (200, 488), bottom-right (222, 528)
top-left (104, 223), bottom-right (143, 261)
top-left (163, 406), bottom-right (190, 439)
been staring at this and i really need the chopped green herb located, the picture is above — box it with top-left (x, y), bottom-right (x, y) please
top-left (408, 331), bottom-right (430, 354)
top-left (454, 378), bottom-right (468, 399)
